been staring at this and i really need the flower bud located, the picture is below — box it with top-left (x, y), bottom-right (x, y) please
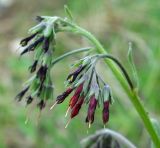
top-left (71, 96), bottom-right (84, 118)
top-left (21, 36), bottom-right (44, 55)
top-left (67, 65), bottom-right (84, 83)
top-left (102, 101), bottom-right (110, 124)
top-left (20, 32), bottom-right (38, 47)
top-left (15, 86), bottom-right (29, 101)
top-left (26, 96), bottom-right (33, 105)
top-left (56, 87), bottom-right (73, 104)
top-left (43, 37), bottom-right (50, 53)
top-left (86, 95), bottom-right (97, 124)
top-left (37, 66), bottom-right (48, 82)
top-left (69, 84), bottom-right (83, 108)
top-left (29, 60), bottom-right (38, 73)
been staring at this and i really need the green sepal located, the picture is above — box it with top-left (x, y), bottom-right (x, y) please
top-left (28, 22), bottom-right (45, 34)
top-left (43, 23), bottom-right (53, 38)
top-left (102, 84), bottom-right (111, 103)
top-left (70, 60), bottom-right (83, 68)
top-left (97, 89), bottom-right (103, 106)
top-left (42, 52), bottom-right (52, 66)
top-left (43, 74), bottom-right (54, 100)
top-left (83, 67), bottom-right (93, 95)
top-left (23, 74), bottom-right (37, 86)
top-left (30, 77), bottom-right (40, 92)
top-left (34, 45), bottom-right (43, 61)
top-left (82, 56), bottom-right (91, 66)
top-left (88, 72), bottom-right (99, 99)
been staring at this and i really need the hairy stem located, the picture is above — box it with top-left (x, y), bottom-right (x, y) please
top-left (61, 22), bottom-right (160, 147)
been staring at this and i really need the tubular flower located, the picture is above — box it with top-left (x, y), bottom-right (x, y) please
top-left (15, 16), bottom-right (63, 110)
top-left (86, 95), bottom-right (97, 125)
top-left (56, 87), bottom-right (74, 104)
top-left (103, 100), bottom-right (110, 125)
top-left (52, 56), bottom-right (113, 127)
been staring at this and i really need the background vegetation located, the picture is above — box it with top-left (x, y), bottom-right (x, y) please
top-left (0, 0), bottom-right (160, 147)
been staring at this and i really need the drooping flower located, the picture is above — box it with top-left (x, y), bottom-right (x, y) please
top-left (86, 95), bottom-right (98, 126)
top-left (15, 86), bottom-right (29, 102)
top-left (56, 87), bottom-right (74, 104)
top-left (71, 95), bottom-right (84, 118)
top-left (51, 56), bottom-right (112, 128)
top-left (43, 37), bottom-right (50, 53)
top-left (20, 36), bottom-right (44, 55)
top-left (103, 100), bottom-right (110, 125)
top-left (29, 60), bottom-right (38, 73)
top-left (20, 32), bottom-right (38, 47)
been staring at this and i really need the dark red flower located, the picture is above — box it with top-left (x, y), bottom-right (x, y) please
top-left (69, 83), bottom-right (83, 108)
top-left (86, 95), bottom-right (97, 124)
top-left (102, 101), bottom-right (110, 124)
top-left (71, 96), bottom-right (84, 118)
top-left (56, 87), bottom-right (74, 104)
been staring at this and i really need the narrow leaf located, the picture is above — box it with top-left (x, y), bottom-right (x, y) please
top-left (127, 42), bottom-right (139, 89)
top-left (64, 5), bottom-right (73, 21)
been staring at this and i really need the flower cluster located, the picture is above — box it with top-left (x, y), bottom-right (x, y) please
top-left (15, 16), bottom-right (60, 109)
top-left (51, 56), bottom-right (112, 127)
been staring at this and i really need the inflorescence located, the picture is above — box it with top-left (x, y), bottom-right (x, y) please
top-left (15, 15), bottom-right (133, 128)
top-left (50, 56), bottom-right (112, 128)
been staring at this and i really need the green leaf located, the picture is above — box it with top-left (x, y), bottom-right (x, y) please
top-left (64, 5), bottom-right (74, 21)
top-left (127, 42), bottom-right (139, 89)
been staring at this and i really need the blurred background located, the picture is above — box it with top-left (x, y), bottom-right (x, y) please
top-left (0, 0), bottom-right (160, 147)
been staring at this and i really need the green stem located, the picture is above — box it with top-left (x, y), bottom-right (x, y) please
top-left (94, 54), bottom-right (133, 90)
top-left (61, 23), bottom-right (160, 147)
top-left (51, 47), bottom-right (91, 66)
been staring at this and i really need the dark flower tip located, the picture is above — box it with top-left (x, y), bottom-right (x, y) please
top-left (21, 36), bottom-right (44, 55)
top-left (37, 66), bottom-right (48, 82)
top-left (67, 65), bottom-right (84, 83)
top-left (36, 16), bottom-right (44, 22)
top-left (26, 96), bottom-right (33, 105)
top-left (43, 37), bottom-right (50, 53)
top-left (29, 60), bottom-right (38, 73)
top-left (56, 87), bottom-right (73, 104)
top-left (103, 101), bottom-right (110, 124)
top-left (86, 95), bottom-right (97, 124)
top-left (15, 86), bottom-right (29, 102)
top-left (37, 100), bottom-right (45, 110)
top-left (20, 32), bottom-right (38, 47)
